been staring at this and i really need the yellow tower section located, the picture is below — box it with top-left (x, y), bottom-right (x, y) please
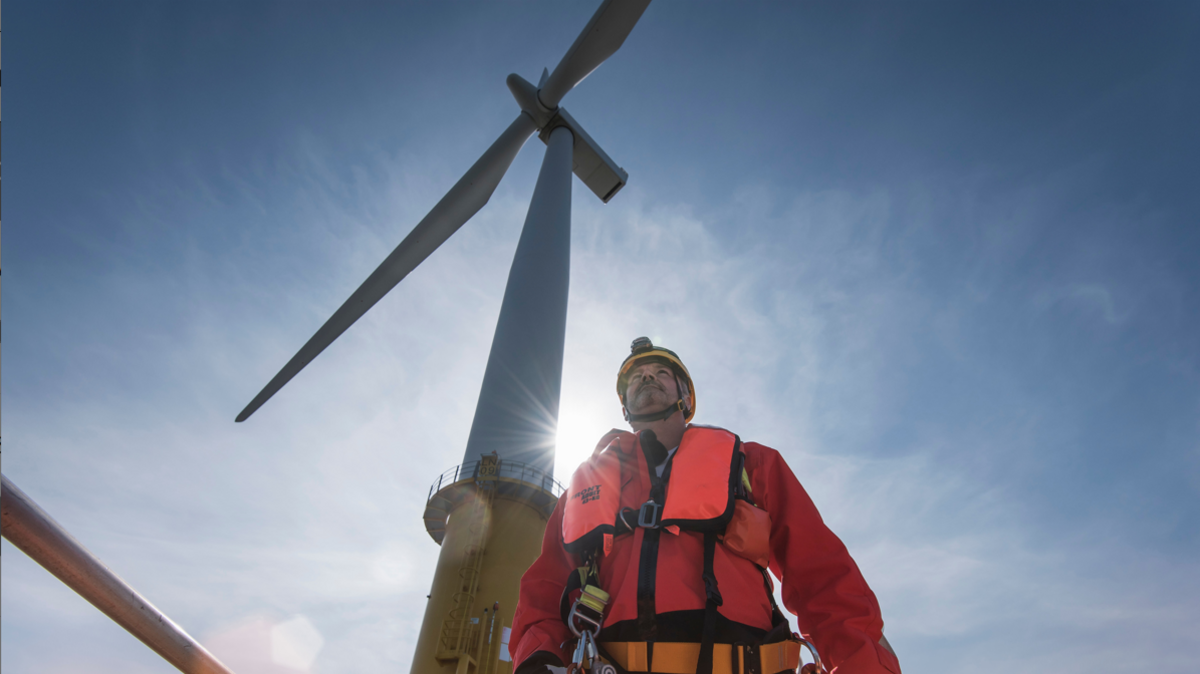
top-left (412, 454), bottom-right (564, 674)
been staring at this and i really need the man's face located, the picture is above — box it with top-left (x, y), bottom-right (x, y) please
top-left (623, 361), bottom-right (685, 415)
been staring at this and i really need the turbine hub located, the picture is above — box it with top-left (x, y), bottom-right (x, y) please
top-left (507, 73), bottom-right (557, 128)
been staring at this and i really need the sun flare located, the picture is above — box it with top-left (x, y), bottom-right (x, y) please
top-left (553, 397), bottom-right (623, 484)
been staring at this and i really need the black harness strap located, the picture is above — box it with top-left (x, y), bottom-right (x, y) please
top-left (696, 531), bottom-right (723, 674)
top-left (636, 526), bottom-right (661, 641)
top-left (742, 642), bottom-right (762, 674)
top-left (635, 430), bottom-right (671, 642)
top-left (761, 568), bottom-right (788, 629)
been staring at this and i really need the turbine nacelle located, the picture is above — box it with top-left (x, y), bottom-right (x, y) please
top-left (509, 73), bottom-right (628, 204)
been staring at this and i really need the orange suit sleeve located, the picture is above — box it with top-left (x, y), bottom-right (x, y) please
top-left (509, 494), bottom-right (574, 670)
top-left (746, 442), bottom-right (901, 674)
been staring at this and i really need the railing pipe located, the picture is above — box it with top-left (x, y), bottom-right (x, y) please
top-left (425, 460), bottom-right (565, 504)
top-left (1, 473), bottom-right (237, 674)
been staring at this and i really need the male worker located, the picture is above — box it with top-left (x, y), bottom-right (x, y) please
top-left (510, 338), bottom-right (901, 674)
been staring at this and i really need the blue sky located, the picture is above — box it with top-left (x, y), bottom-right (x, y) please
top-left (3, 2), bottom-right (1199, 673)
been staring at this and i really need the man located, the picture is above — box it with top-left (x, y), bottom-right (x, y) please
top-left (510, 338), bottom-right (901, 674)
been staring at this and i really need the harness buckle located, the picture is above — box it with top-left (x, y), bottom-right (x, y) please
top-left (567, 584), bottom-right (609, 637)
top-left (637, 501), bottom-right (661, 529)
top-left (703, 565), bottom-right (723, 606)
top-left (567, 601), bottom-right (603, 637)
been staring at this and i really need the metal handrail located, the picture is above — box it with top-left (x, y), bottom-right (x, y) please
top-left (1, 473), bottom-right (237, 674)
top-left (427, 459), bottom-right (565, 502)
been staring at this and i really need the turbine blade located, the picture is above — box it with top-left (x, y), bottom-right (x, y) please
top-left (539, 0), bottom-right (651, 109)
top-left (236, 112), bottom-right (539, 422)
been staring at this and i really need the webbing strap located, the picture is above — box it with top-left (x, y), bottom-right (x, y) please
top-left (636, 431), bottom-right (671, 641)
top-left (625, 398), bottom-right (685, 423)
top-left (760, 568), bottom-right (788, 629)
top-left (696, 532), bottom-right (723, 674)
top-left (636, 527), bottom-right (662, 640)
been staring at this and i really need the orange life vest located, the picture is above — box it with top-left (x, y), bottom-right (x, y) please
top-left (562, 426), bottom-right (741, 556)
top-left (559, 427), bottom-right (784, 674)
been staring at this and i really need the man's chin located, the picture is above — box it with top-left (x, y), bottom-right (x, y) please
top-left (629, 402), bottom-right (673, 418)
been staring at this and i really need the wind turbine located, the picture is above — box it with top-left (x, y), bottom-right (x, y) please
top-left (235, 2), bottom-right (653, 674)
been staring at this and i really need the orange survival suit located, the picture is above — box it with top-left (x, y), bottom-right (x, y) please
top-left (510, 426), bottom-right (901, 674)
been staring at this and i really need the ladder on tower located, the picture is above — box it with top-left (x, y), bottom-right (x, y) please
top-left (436, 456), bottom-right (500, 671)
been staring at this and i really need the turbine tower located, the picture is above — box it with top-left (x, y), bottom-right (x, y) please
top-left (235, 3), bottom-right (653, 674)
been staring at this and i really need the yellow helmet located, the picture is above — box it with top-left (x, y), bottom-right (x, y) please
top-left (616, 337), bottom-right (696, 423)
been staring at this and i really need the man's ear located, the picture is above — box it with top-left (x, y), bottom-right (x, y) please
top-left (677, 376), bottom-right (692, 409)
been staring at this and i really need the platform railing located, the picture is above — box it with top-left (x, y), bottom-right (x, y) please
top-left (427, 459), bottom-right (565, 502)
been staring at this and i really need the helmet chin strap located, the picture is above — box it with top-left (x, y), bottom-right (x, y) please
top-left (623, 378), bottom-right (691, 423)
top-left (624, 398), bottom-right (685, 423)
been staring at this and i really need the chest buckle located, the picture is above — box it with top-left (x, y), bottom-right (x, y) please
top-left (637, 501), bottom-right (661, 528)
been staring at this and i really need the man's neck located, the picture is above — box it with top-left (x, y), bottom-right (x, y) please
top-left (630, 413), bottom-right (687, 451)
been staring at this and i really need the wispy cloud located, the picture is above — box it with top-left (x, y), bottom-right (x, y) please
top-left (1034, 282), bottom-right (1125, 324)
